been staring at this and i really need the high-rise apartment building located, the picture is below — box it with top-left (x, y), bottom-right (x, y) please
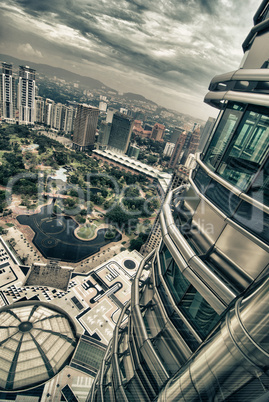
top-left (53, 103), bottom-right (63, 131)
top-left (163, 141), bottom-right (175, 157)
top-left (89, 2), bottom-right (269, 400)
top-left (73, 104), bottom-right (99, 151)
top-left (0, 62), bottom-right (16, 122)
top-left (18, 65), bottom-right (36, 125)
top-left (107, 112), bottom-right (134, 153)
top-left (63, 105), bottom-right (76, 133)
top-left (44, 98), bottom-right (54, 127)
top-left (35, 96), bottom-right (44, 124)
top-left (151, 122), bottom-right (165, 141)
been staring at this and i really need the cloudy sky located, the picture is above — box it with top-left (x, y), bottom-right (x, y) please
top-left (0, 0), bottom-right (259, 120)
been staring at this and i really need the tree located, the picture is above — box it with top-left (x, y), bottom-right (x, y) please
top-left (129, 237), bottom-right (144, 251)
top-left (147, 155), bottom-right (158, 165)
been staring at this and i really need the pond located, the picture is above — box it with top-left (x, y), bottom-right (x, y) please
top-left (17, 202), bottom-right (122, 263)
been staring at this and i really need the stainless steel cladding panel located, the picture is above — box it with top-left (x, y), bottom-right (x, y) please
top-left (157, 278), bottom-right (269, 401)
top-left (216, 224), bottom-right (269, 279)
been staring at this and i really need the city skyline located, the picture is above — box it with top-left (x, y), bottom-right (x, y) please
top-left (0, 0), bottom-right (258, 120)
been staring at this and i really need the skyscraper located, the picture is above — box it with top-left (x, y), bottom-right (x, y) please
top-left (168, 129), bottom-right (187, 168)
top-left (0, 62), bottom-right (16, 123)
top-left (88, 2), bottom-right (269, 400)
top-left (107, 112), bottom-right (134, 153)
top-left (170, 126), bottom-right (184, 144)
top-left (168, 126), bottom-right (200, 169)
top-left (72, 104), bottom-right (99, 151)
top-left (18, 65), bottom-right (36, 125)
top-left (198, 116), bottom-right (216, 152)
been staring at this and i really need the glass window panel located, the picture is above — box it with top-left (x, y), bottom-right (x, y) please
top-left (157, 282), bottom-right (174, 317)
top-left (170, 312), bottom-right (200, 352)
top-left (203, 103), bottom-right (244, 170)
top-left (193, 166), bottom-right (211, 193)
top-left (179, 285), bottom-right (220, 339)
top-left (247, 155), bottom-right (269, 207)
top-left (164, 261), bottom-right (190, 305)
top-left (205, 179), bottom-right (241, 216)
top-left (217, 109), bottom-right (269, 190)
top-left (233, 201), bottom-right (269, 243)
top-left (159, 244), bottom-right (173, 275)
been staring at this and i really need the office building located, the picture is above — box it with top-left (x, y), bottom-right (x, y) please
top-left (0, 62), bottom-right (16, 122)
top-left (107, 112), bottom-right (134, 153)
top-left (73, 104), bottom-right (99, 151)
top-left (18, 65), bottom-right (36, 125)
top-left (180, 124), bottom-right (200, 165)
top-left (106, 107), bottom-right (117, 123)
top-left (99, 101), bottom-right (107, 112)
top-left (127, 144), bottom-right (140, 159)
top-left (168, 129), bottom-right (187, 168)
top-left (168, 126), bottom-right (200, 169)
top-left (151, 122), bottom-right (165, 141)
top-left (88, 2), bottom-right (269, 400)
top-left (170, 126), bottom-right (185, 144)
top-left (97, 121), bottom-right (111, 146)
top-left (120, 107), bottom-right (128, 115)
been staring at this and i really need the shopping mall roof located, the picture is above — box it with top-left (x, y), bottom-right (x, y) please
top-left (93, 149), bottom-right (172, 183)
top-left (0, 302), bottom-right (77, 391)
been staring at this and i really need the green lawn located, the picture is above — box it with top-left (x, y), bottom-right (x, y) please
top-left (77, 224), bottom-right (97, 239)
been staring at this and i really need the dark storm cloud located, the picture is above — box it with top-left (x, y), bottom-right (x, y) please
top-left (0, 0), bottom-right (258, 118)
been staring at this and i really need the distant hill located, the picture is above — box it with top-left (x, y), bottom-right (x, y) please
top-left (120, 92), bottom-right (158, 106)
top-left (0, 54), bottom-right (162, 110)
top-left (0, 54), bottom-right (116, 92)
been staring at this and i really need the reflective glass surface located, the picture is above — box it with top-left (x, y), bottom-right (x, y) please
top-left (178, 285), bottom-right (220, 339)
top-left (217, 109), bottom-right (269, 190)
top-left (159, 245), bottom-right (220, 340)
top-left (205, 179), bottom-right (241, 216)
top-left (203, 103), bottom-right (244, 170)
top-left (234, 201), bottom-right (269, 243)
top-left (193, 166), bottom-right (211, 193)
top-left (247, 157), bottom-right (269, 207)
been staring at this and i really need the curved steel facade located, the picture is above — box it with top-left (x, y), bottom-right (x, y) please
top-left (88, 2), bottom-right (269, 401)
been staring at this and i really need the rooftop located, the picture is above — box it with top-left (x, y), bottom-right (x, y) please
top-left (0, 302), bottom-right (77, 391)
